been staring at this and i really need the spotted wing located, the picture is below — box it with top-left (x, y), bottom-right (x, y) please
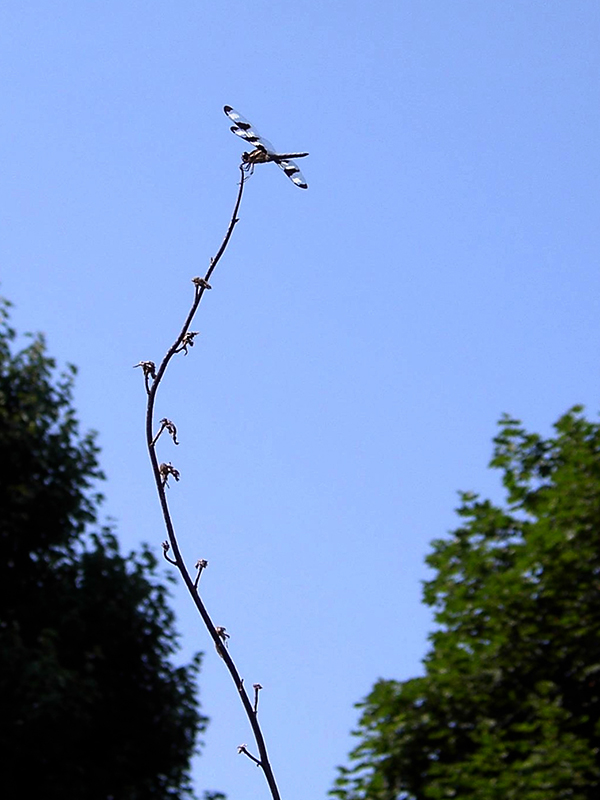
top-left (223, 105), bottom-right (309, 189)
top-left (223, 105), bottom-right (275, 154)
top-left (271, 156), bottom-right (308, 189)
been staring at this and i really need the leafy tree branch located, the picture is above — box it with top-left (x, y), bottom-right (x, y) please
top-left (332, 406), bottom-right (600, 800)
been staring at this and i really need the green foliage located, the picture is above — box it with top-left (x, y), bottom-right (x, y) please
top-left (0, 298), bottom-right (207, 799)
top-left (332, 407), bottom-right (600, 800)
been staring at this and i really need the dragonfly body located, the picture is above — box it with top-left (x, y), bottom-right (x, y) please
top-left (224, 105), bottom-right (309, 189)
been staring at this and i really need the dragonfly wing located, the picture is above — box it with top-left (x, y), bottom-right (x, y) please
top-left (223, 105), bottom-right (275, 153)
top-left (273, 157), bottom-right (308, 189)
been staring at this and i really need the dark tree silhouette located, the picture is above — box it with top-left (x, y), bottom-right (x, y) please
top-left (0, 298), bottom-right (207, 799)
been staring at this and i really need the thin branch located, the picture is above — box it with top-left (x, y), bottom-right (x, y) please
top-left (194, 559), bottom-right (208, 589)
top-left (161, 541), bottom-right (177, 566)
top-left (253, 683), bottom-right (263, 714)
top-left (238, 744), bottom-right (262, 766)
top-left (140, 166), bottom-right (282, 800)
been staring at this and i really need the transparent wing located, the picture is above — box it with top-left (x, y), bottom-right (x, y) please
top-left (223, 105), bottom-right (275, 153)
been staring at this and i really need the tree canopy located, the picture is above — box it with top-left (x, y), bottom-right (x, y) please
top-left (0, 298), bottom-right (207, 799)
top-left (332, 407), bottom-right (600, 800)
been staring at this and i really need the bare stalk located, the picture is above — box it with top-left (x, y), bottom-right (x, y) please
top-left (139, 166), bottom-right (282, 800)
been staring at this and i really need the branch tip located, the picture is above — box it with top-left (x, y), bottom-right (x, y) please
top-left (161, 540), bottom-right (177, 565)
top-left (253, 683), bottom-right (263, 713)
top-left (193, 558), bottom-right (208, 589)
top-left (159, 462), bottom-right (180, 487)
top-left (151, 418), bottom-right (179, 447)
top-left (174, 331), bottom-right (200, 356)
top-left (214, 626), bottom-right (230, 659)
top-left (216, 626), bottom-right (230, 645)
top-left (134, 360), bottom-right (156, 378)
top-left (134, 360), bottom-right (157, 394)
top-left (192, 276), bottom-right (212, 291)
top-left (237, 744), bottom-right (262, 767)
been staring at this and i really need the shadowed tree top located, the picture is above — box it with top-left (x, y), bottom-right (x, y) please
top-left (332, 406), bottom-right (600, 800)
top-left (0, 298), bottom-right (207, 799)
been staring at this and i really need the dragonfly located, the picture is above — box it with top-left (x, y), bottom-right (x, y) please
top-left (223, 105), bottom-right (309, 189)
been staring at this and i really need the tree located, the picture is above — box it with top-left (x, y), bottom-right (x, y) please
top-left (332, 407), bottom-right (600, 800)
top-left (0, 298), bottom-right (207, 799)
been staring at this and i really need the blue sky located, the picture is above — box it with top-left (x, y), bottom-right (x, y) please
top-left (2, 2), bottom-right (599, 798)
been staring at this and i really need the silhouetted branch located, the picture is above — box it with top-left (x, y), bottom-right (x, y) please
top-left (139, 166), bottom-right (282, 800)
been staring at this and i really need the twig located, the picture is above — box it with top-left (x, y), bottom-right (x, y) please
top-left (253, 683), bottom-right (263, 714)
top-left (161, 540), bottom-right (177, 565)
top-left (139, 166), bottom-right (282, 800)
top-left (194, 559), bottom-right (208, 589)
top-left (238, 743), bottom-right (262, 766)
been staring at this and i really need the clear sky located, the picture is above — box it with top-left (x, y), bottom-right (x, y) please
top-left (2, 2), bottom-right (599, 799)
